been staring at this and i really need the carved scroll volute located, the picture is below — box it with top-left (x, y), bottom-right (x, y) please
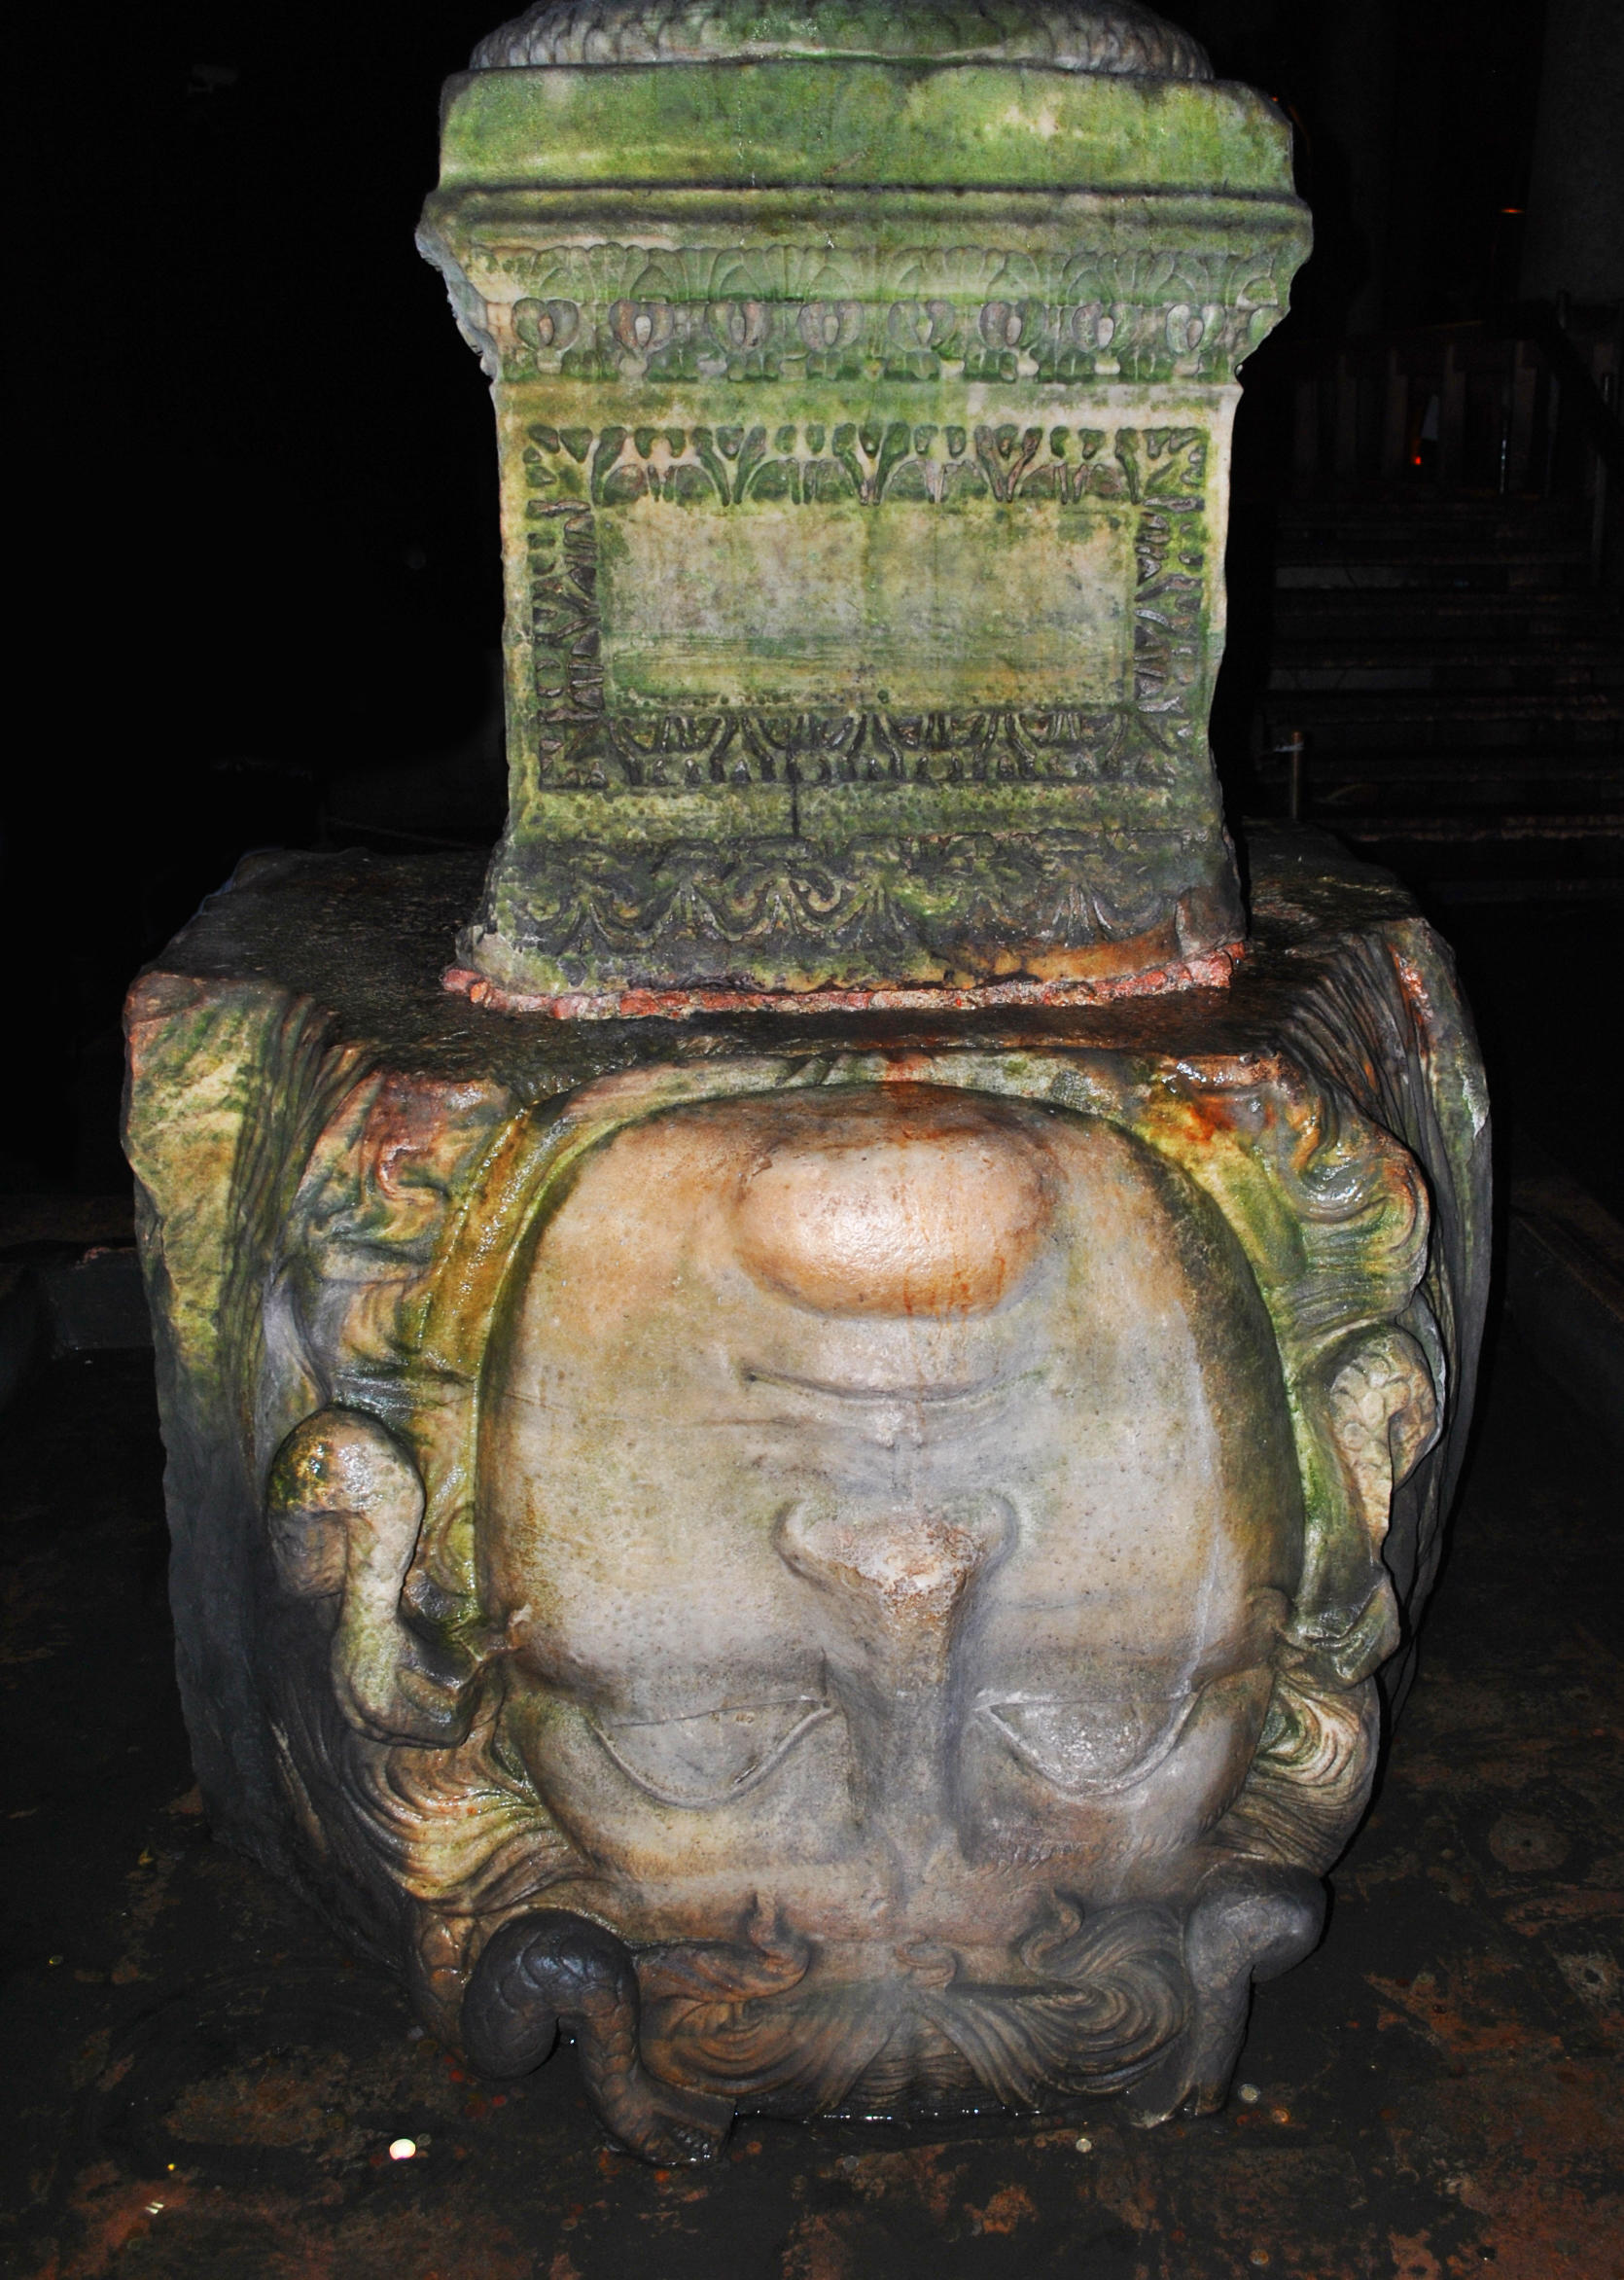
top-left (265, 1407), bottom-right (479, 1745)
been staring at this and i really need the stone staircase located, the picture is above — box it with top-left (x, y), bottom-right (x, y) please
top-left (1254, 496), bottom-right (1624, 892)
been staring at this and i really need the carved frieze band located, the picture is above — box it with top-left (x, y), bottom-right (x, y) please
top-left (473, 238), bottom-right (1294, 384)
top-left (485, 415), bottom-right (1222, 967)
top-left (477, 826), bottom-right (1223, 974)
top-left (517, 418), bottom-right (1209, 796)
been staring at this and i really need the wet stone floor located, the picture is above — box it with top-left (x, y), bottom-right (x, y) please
top-left (1, 1320), bottom-right (1620, 2280)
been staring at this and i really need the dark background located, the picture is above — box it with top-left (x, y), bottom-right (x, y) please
top-left (6, 0), bottom-right (1618, 1193)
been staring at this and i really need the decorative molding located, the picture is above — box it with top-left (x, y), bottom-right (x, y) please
top-left (477, 239), bottom-right (1294, 385)
top-left (518, 418), bottom-right (1206, 785)
top-left (475, 828), bottom-right (1218, 969)
top-left (522, 410), bottom-right (1205, 506)
top-left (470, 1), bottom-right (1214, 80)
top-left (491, 414), bottom-right (1218, 976)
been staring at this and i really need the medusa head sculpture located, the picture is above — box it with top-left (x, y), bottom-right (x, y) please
top-left (246, 1041), bottom-right (1449, 2163)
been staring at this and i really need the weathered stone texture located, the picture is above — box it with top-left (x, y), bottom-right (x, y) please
top-left (471, 2), bottom-right (1218, 78)
top-left (125, 832), bottom-right (1489, 2156)
top-left (122, 1), bottom-right (1483, 2170)
top-left (417, 0), bottom-right (1311, 1003)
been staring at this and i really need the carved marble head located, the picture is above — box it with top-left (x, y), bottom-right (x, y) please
top-left (258, 1055), bottom-right (1439, 2156)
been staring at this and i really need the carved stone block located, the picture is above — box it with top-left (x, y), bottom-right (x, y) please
top-left (416, 0), bottom-right (1312, 1006)
top-left (125, 834), bottom-right (1490, 2160)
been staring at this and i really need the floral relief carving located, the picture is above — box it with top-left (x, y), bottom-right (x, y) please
top-left (519, 421), bottom-right (1206, 772)
top-left (485, 831), bottom-right (1214, 976)
top-left (406, 0), bottom-right (1315, 1001)
top-left (504, 415), bottom-right (1215, 966)
top-left (481, 239), bottom-right (1295, 383)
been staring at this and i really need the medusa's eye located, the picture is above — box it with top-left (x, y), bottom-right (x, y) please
top-left (587, 1697), bottom-right (837, 1807)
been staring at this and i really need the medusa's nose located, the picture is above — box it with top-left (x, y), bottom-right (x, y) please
top-left (729, 1090), bottom-right (1051, 1319)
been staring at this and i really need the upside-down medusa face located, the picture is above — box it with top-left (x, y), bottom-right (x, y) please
top-left (266, 1070), bottom-right (1435, 2141)
top-left (479, 1084), bottom-right (1303, 1942)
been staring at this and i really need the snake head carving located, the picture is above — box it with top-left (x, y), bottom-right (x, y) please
top-left (265, 1407), bottom-right (478, 1746)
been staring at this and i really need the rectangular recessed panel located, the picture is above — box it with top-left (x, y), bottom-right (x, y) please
top-left (597, 501), bottom-right (1135, 713)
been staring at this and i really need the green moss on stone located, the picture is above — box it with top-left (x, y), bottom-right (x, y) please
top-left (439, 63), bottom-right (1294, 195)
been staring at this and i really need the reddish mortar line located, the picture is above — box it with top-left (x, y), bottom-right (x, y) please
top-left (442, 943), bottom-right (1246, 1021)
